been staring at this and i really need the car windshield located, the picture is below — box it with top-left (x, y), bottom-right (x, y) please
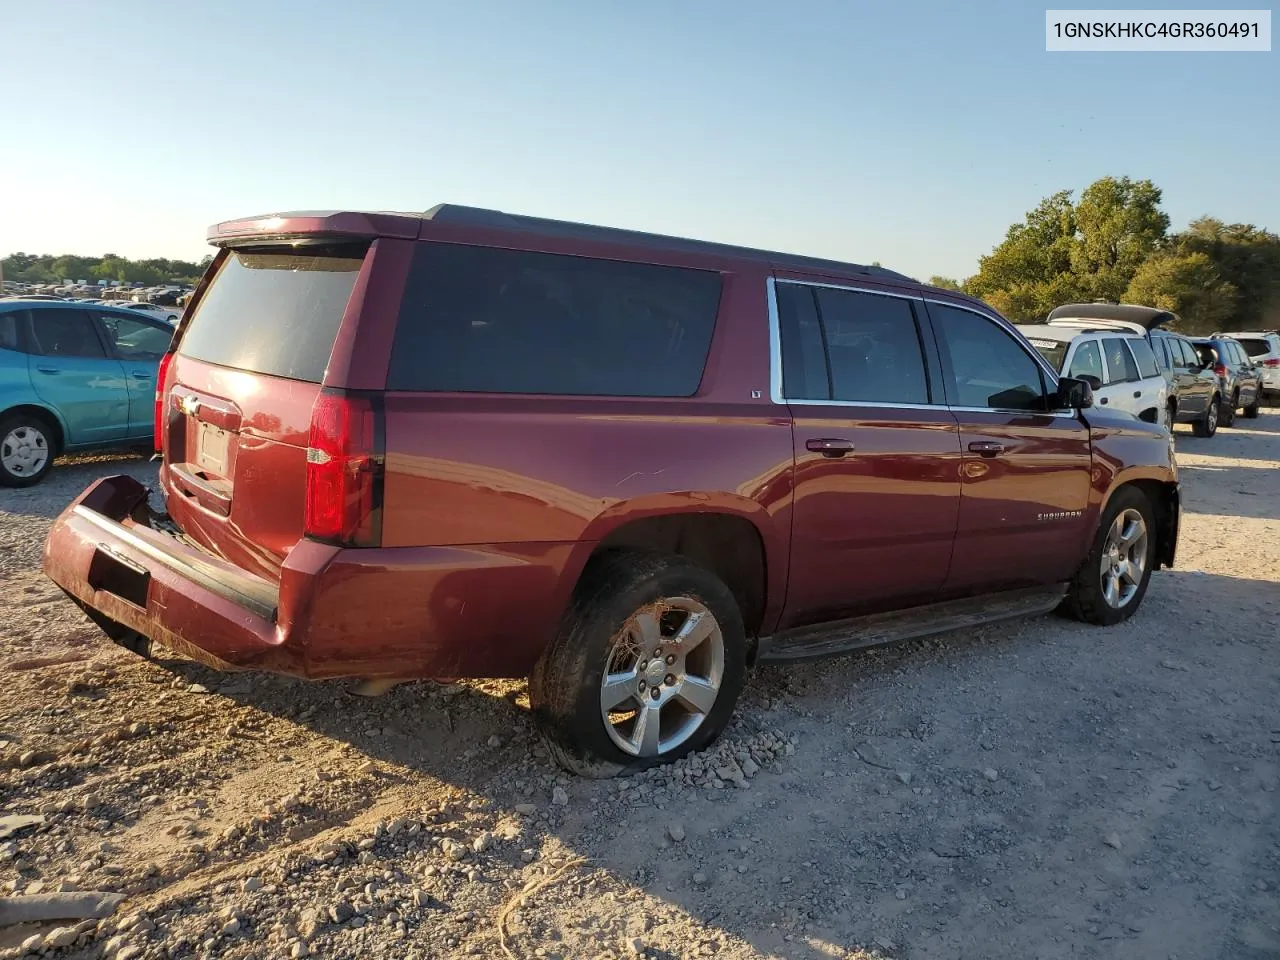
top-left (1026, 338), bottom-right (1068, 371)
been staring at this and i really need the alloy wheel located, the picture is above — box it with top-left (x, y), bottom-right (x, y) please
top-left (1099, 508), bottom-right (1148, 609)
top-left (599, 597), bottom-right (725, 758)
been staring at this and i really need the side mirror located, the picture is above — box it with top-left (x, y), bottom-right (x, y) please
top-left (1057, 375), bottom-right (1094, 409)
top-left (1077, 374), bottom-right (1102, 391)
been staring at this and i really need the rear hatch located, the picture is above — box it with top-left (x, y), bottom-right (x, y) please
top-left (160, 243), bottom-right (369, 579)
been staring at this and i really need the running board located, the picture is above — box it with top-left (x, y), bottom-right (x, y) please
top-left (757, 584), bottom-right (1068, 662)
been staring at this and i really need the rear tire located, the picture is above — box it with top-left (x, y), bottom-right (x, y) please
top-left (1221, 391), bottom-right (1238, 427)
top-left (1243, 394), bottom-right (1260, 419)
top-left (0, 412), bottom-right (56, 487)
top-left (530, 550), bottom-right (747, 777)
top-left (1060, 487), bottom-right (1157, 627)
top-left (1192, 395), bottom-right (1219, 438)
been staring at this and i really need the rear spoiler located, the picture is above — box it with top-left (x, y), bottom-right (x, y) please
top-left (1047, 302), bottom-right (1177, 332)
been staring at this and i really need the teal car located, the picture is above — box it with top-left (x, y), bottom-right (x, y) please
top-left (0, 300), bottom-right (175, 486)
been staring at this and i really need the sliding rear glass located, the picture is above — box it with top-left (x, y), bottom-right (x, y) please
top-left (178, 243), bottom-right (368, 383)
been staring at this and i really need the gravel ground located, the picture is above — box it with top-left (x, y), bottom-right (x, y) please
top-left (1, 417), bottom-right (1278, 960)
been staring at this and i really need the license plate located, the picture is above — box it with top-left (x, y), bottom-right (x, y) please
top-left (196, 421), bottom-right (230, 475)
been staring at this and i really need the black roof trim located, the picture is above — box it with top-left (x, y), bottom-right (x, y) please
top-left (1046, 302), bottom-right (1178, 331)
top-left (421, 204), bottom-right (915, 282)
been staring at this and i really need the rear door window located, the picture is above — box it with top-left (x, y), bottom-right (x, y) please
top-left (28, 308), bottom-right (108, 358)
top-left (178, 245), bottom-right (366, 383)
top-left (1067, 339), bottom-right (1104, 381)
top-left (1128, 338), bottom-right (1159, 378)
top-left (388, 243), bottom-right (722, 396)
top-left (1101, 338), bottom-right (1139, 384)
top-left (1151, 336), bottom-right (1171, 371)
top-left (811, 288), bottom-right (930, 404)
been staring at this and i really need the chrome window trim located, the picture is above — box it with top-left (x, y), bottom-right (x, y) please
top-left (767, 279), bottom-right (1082, 417)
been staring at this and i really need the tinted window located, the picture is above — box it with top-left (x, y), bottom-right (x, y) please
top-left (97, 313), bottom-right (172, 360)
top-left (810, 288), bottom-right (928, 404)
top-left (776, 282), bottom-right (829, 400)
top-left (1235, 338), bottom-right (1270, 357)
top-left (1067, 339), bottom-right (1104, 381)
top-left (0, 312), bottom-right (22, 353)
top-left (1129, 337), bottom-right (1159, 378)
top-left (931, 304), bottom-right (1046, 411)
top-left (1176, 339), bottom-right (1198, 367)
top-left (179, 245), bottom-right (366, 383)
top-left (1231, 342), bottom-right (1247, 364)
top-left (388, 244), bottom-right (722, 396)
top-left (1151, 336), bottom-right (1171, 371)
top-left (28, 309), bottom-right (106, 358)
top-left (1102, 338), bottom-right (1139, 383)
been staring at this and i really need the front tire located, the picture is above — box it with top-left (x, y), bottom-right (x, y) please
top-left (1060, 487), bottom-right (1157, 627)
top-left (0, 412), bottom-right (55, 487)
top-left (1192, 394), bottom-right (1219, 437)
top-left (530, 551), bottom-right (748, 777)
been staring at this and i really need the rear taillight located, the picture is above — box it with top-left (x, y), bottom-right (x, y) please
top-left (154, 351), bottom-right (175, 452)
top-left (1265, 358), bottom-right (1280, 367)
top-left (1213, 363), bottom-right (1227, 377)
top-left (304, 391), bottom-right (383, 547)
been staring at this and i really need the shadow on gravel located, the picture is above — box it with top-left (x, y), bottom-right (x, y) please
top-left (80, 562), bottom-right (1280, 960)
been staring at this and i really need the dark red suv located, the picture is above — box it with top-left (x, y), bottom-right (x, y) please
top-left (43, 206), bottom-right (1180, 776)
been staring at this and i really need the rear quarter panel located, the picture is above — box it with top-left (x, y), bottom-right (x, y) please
top-left (0, 346), bottom-right (70, 446)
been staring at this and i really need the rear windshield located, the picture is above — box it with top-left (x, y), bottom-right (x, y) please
top-left (1235, 338), bottom-right (1271, 357)
top-left (387, 243), bottom-right (722, 396)
top-left (178, 244), bottom-right (366, 382)
top-left (1026, 338), bottom-right (1067, 371)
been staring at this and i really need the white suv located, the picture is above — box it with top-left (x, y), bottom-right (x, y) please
top-left (1215, 330), bottom-right (1280, 402)
top-left (1021, 325), bottom-right (1169, 425)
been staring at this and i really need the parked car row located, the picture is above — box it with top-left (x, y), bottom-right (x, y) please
top-left (0, 300), bottom-right (174, 484)
top-left (1023, 303), bottom-right (1268, 438)
top-left (39, 204), bottom-right (1184, 777)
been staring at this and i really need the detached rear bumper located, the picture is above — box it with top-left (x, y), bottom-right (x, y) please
top-left (42, 475), bottom-right (574, 680)
top-left (41, 475), bottom-right (308, 674)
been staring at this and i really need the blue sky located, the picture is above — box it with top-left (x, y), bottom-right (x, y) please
top-left (1, 0), bottom-right (1275, 280)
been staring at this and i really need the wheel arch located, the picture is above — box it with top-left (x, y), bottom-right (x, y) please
top-left (1098, 474), bottom-right (1180, 571)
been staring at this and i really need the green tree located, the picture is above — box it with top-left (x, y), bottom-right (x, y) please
top-left (927, 276), bottom-right (962, 291)
top-left (1069, 177), bottom-right (1169, 301)
top-left (1123, 252), bottom-right (1237, 334)
top-left (1169, 218), bottom-right (1280, 329)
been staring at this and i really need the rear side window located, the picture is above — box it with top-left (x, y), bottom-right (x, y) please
top-left (1128, 337), bottom-right (1159, 378)
top-left (1067, 340), bottom-right (1104, 381)
top-left (179, 245), bottom-right (366, 383)
top-left (1102, 338), bottom-right (1139, 383)
top-left (1151, 336), bottom-right (1171, 371)
top-left (388, 244), bottom-right (722, 396)
top-left (29, 309), bottom-right (107, 358)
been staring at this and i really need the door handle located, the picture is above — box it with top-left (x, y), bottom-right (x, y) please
top-left (131, 371), bottom-right (152, 380)
top-left (1099, 397), bottom-right (1109, 404)
top-left (806, 438), bottom-right (855, 457)
top-left (967, 441), bottom-right (1005, 457)
top-left (36, 366), bottom-right (60, 375)
top-left (1133, 391), bottom-right (1142, 398)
